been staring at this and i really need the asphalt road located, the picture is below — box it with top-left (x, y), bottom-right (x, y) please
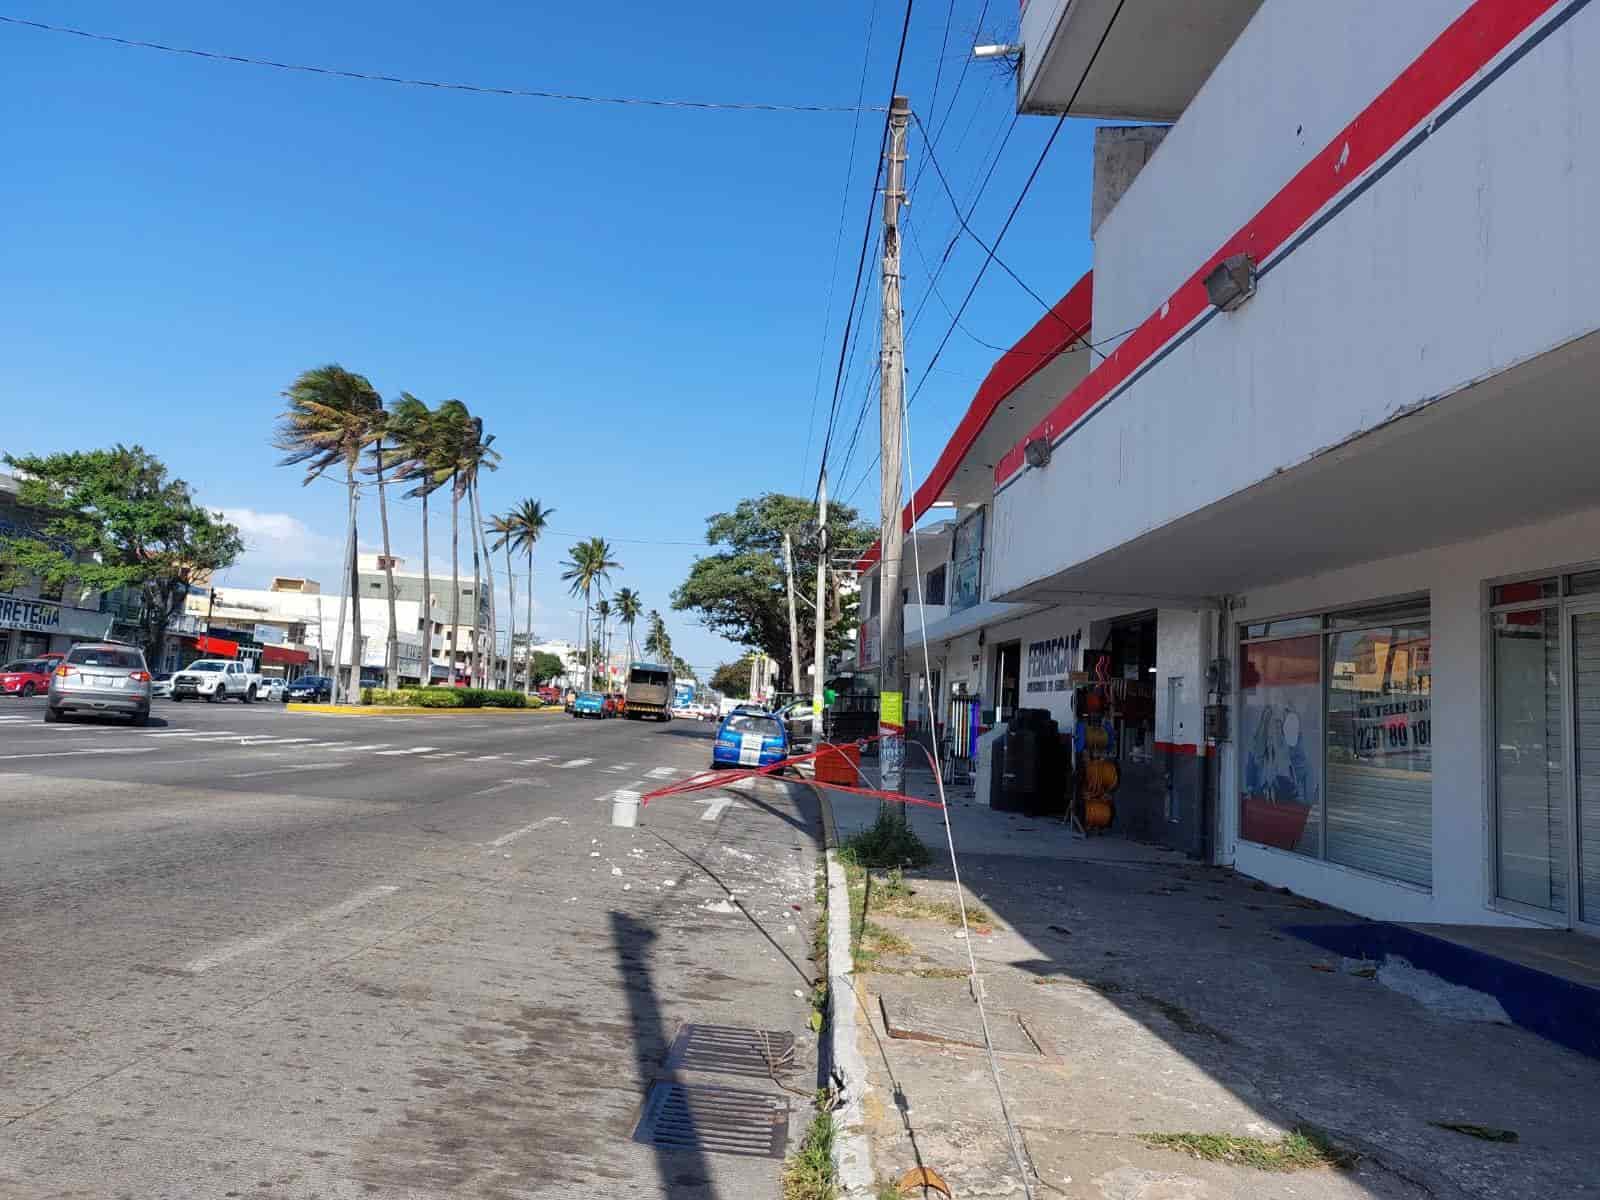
top-left (0, 697), bottom-right (823, 1199)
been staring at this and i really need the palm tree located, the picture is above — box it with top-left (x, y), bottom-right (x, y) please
top-left (486, 512), bottom-right (518, 690)
top-left (595, 597), bottom-right (613, 691)
top-left (506, 499), bottom-right (554, 693)
top-left (615, 587), bottom-right (643, 671)
top-left (274, 365), bottom-right (383, 703)
top-left (388, 394), bottom-right (447, 684)
top-left (644, 609), bottom-right (672, 662)
top-left (457, 417), bottom-right (500, 686)
top-left (430, 400), bottom-right (472, 685)
top-left (366, 406), bottom-right (402, 689)
top-left (560, 537), bottom-right (621, 691)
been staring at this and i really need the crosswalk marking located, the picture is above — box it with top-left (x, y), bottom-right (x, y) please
top-left (557, 758), bottom-right (593, 769)
top-left (520, 755), bottom-right (553, 765)
top-left (235, 737), bottom-right (316, 746)
top-left (374, 746), bottom-right (437, 756)
top-left (149, 730), bottom-right (229, 738)
top-left (647, 766), bottom-right (679, 779)
top-left (467, 754), bottom-right (503, 761)
top-left (325, 743), bottom-right (391, 752)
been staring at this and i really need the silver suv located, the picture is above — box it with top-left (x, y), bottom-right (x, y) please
top-left (45, 642), bottom-right (153, 725)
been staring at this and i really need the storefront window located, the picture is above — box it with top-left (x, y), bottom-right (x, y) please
top-left (1325, 622), bottom-right (1433, 886)
top-left (1239, 635), bottom-right (1322, 857)
top-left (1493, 607), bottom-right (1566, 910)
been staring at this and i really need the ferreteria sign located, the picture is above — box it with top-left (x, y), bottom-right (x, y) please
top-left (0, 593), bottom-right (113, 640)
top-left (1025, 629), bottom-right (1082, 695)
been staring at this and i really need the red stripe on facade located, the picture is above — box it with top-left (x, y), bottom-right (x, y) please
top-left (995, 0), bottom-right (1562, 487)
top-left (1155, 740), bottom-right (1204, 757)
top-left (854, 270), bottom-right (1093, 572)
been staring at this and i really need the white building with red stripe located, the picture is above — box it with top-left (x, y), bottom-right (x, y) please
top-left (862, 0), bottom-right (1600, 932)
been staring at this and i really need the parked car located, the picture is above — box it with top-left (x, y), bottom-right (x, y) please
top-left (538, 685), bottom-right (563, 705)
top-left (257, 678), bottom-right (286, 702)
top-left (572, 691), bottom-right (608, 718)
top-left (712, 710), bottom-right (789, 770)
top-left (286, 675), bottom-right (333, 703)
top-left (170, 659), bottom-right (262, 703)
top-left (606, 692), bottom-right (625, 717)
top-left (44, 642), bottom-right (153, 725)
top-left (150, 671), bottom-right (174, 699)
top-left (777, 700), bottom-right (817, 751)
top-left (0, 659), bottom-right (53, 698)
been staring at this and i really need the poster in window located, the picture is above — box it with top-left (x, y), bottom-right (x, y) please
top-left (1239, 636), bottom-right (1321, 855)
top-left (950, 508), bottom-right (984, 612)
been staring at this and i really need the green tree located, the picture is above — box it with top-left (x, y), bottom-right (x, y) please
top-left (429, 400), bottom-right (473, 684)
top-left (643, 609), bottom-right (672, 661)
top-left (614, 587), bottom-right (643, 667)
top-left (387, 394), bottom-right (450, 682)
top-left (0, 448), bottom-right (243, 668)
top-left (274, 365), bottom-right (384, 701)
top-left (671, 655), bottom-right (696, 684)
top-left (595, 596), bottom-right (613, 688)
top-left (505, 499), bottom-right (555, 692)
top-left (529, 650), bottom-right (565, 685)
top-left (455, 415), bottom-right (500, 687)
top-left (560, 537), bottom-right (620, 690)
top-left (672, 493), bottom-right (872, 688)
top-left (709, 659), bottom-right (751, 699)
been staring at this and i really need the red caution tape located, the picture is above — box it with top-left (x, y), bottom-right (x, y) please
top-left (640, 734), bottom-right (947, 810)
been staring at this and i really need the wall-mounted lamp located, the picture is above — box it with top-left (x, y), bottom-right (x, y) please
top-left (1203, 252), bottom-right (1257, 311)
top-left (1023, 437), bottom-right (1053, 470)
top-left (972, 43), bottom-right (1023, 59)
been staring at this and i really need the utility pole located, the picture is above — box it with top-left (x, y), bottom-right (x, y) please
top-left (811, 471), bottom-right (828, 746)
top-left (783, 531), bottom-right (802, 702)
top-left (878, 94), bottom-right (911, 796)
top-left (748, 651), bottom-right (761, 706)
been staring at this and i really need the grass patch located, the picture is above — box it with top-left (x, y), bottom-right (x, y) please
top-left (783, 1107), bottom-right (839, 1200)
top-left (1141, 1129), bottom-right (1357, 1172)
top-left (839, 809), bottom-right (931, 870)
top-left (866, 963), bottom-right (970, 980)
top-left (869, 874), bottom-right (992, 931)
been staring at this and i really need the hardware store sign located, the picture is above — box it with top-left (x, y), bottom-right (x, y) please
top-left (0, 593), bottom-right (112, 639)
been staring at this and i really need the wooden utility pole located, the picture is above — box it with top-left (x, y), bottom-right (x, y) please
top-left (811, 471), bottom-right (828, 745)
top-left (782, 531), bottom-right (802, 701)
top-left (878, 94), bottom-right (911, 795)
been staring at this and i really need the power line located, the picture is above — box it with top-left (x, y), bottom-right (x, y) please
top-left (814, 0), bottom-right (918, 500)
top-left (0, 15), bottom-right (881, 113)
top-left (799, 0), bottom-right (883, 492)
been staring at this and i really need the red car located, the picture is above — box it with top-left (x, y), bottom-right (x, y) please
top-left (0, 659), bottom-right (54, 698)
top-left (602, 693), bottom-right (622, 718)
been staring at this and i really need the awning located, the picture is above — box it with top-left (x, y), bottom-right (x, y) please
top-left (262, 645), bottom-right (311, 666)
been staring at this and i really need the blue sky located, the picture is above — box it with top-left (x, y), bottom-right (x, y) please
top-left (1, 1), bottom-right (1094, 676)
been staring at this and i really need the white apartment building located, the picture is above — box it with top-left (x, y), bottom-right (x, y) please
top-left (863, 0), bottom-right (1600, 934)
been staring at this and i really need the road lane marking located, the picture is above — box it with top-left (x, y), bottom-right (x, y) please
top-left (325, 743), bottom-right (392, 752)
top-left (467, 754), bottom-right (504, 761)
top-left (229, 762), bottom-right (349, 779)
top-left (0, 747), bottom-right (159, 761)
top-left (696, 796), bottom-right (737, 821)
top-left (557, 758), bottom-right (593, 769)
top-left (177, 885), bottom-right (400, 974)
top-left (235, 736), bottom-right (316, 746)
top-left (486, 814), bottom-right (561, 847)
top-left (647, 766), bottom-right (679, 779)
top-left (374, 746), bottom-right (438, 756)
top-left (148, 730), bottom-right (231, 738)
top-left (520, 755), bottom-right (553, 764)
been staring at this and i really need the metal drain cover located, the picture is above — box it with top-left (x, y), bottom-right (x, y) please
top-left (665, 1023), bottom-right (795, 1078)
top-left (633, 1082), bottom-right (789, 1158)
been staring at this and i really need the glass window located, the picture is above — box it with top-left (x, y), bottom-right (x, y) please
top-left (950, 508), bottom-right (985, 612)
top-left (1493, 578), bottom-right (1558, 606)
top-left (1239, 636), bottom-right (1323, 858)
top-left (1325, 623), bottom-right (1433, 886)
top-left (1243, 616), bottom-right (1321, 639)
top-left (925, 564), bottom-right (947, 606)
top-left (726, 715), bottom-right (782, 737)
top-left (1326, 600), bottom-right (1429, 629)
top-left (1494, 608), bottom-right (1567, 910)
top-left (66, 646), bottom-right (143, 669)
top-left (1567, 570), bottom-right (1600, 596)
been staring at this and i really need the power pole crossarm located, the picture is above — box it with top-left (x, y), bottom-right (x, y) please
top-left (878, 94), bottom-right (911, 796)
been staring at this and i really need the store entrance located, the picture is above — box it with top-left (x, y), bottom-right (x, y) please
top-left (993, 639), bottom-right (1021, 723)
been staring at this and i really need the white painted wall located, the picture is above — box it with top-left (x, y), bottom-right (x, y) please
top-left (1218, 503), bottom-right (1600, 926)
top-left (1155, 608), bottom-right (1209, 749)
top-left (995, 0), bottom-right (1600, 600)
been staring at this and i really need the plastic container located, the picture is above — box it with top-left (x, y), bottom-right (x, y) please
top-left (610, 789), bottom-right (641, 828)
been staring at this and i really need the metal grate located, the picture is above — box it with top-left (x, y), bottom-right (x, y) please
top-left (664, 1023), bottom-right (795, 1078)
top-left (633, 1082), bottom-right (789, 1158)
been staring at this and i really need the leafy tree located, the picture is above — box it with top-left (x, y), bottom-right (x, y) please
top-left (560, 537), bottom-right (621, 690)
top-left (274, 365), bottom-right (384, 701)
top-left (0, 447), bottom-right (243, 666)
top-left (529, 650), bottom-right (565, 685)
top-left (672, 493), bottom-right (873, 688)
top-left (671, 655), bottom-right (696, 683)
top-left (709, 659), bottom-right (751, 699)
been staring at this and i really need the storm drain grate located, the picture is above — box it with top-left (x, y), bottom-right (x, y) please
top-left (633, 1082), bottom-right (789, 1158)
top-left (664, 1023), bottom-right (796, 1078)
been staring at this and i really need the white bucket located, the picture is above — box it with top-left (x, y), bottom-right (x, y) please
top-left (610, 789), bottom-right (641, 828)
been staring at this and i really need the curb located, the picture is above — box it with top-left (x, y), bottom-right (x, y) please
top-left (810, 782), bottom-right (876, 1197)
top-left (284, 704), bottom-right (559, 716)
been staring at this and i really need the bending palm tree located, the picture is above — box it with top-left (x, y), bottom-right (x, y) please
top-left (486, 512), bottom-right (518, 690)
top-left (457, 417), bottom-right (500, 686)
top-left (643, 609), bottom-right (671, 662)
top-left (389, 394), bottom-right (448, 683)
top-left (560, 537), bottom-right (621, 691)
top-left (614, 587), bottom-right (643, 670)
top-left (274, 365), bottom-right (383, 704)
top-left (430, 400), bottom-right (472, 685)
top-left (506, 499), bottom-right (554, 693)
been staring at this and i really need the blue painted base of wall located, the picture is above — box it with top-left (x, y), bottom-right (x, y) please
top-left (1287, 922), bottom-right (1600, 1061)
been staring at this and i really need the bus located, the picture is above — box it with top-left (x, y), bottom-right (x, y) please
top-left (624, 661), bottom-right (674, 721)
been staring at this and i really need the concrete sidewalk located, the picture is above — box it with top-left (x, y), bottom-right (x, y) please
top-left (822, 766), bottom-right (1600, 1199)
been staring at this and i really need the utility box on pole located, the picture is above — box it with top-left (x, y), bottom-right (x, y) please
top-left (878, 94), bottom-right (911, 795)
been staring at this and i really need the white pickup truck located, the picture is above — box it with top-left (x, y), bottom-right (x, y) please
top-left (170, 659), bottom-right (264, 703)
